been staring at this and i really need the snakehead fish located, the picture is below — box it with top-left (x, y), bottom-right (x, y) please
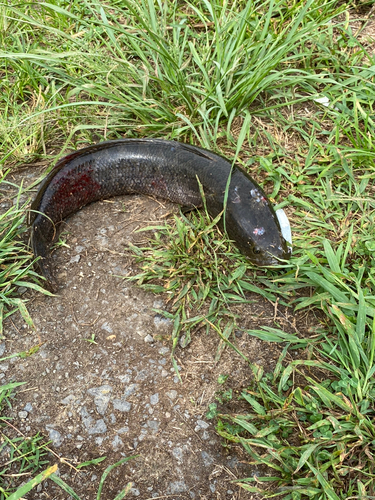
top-left (29, 139), bottom-right (292, 290)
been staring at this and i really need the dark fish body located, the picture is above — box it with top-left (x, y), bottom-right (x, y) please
top-left (29, 139), bottom-right (290, 289)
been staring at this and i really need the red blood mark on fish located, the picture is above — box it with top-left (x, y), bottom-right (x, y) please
top-left (150, 178), bottom-right (168, 190)
top-left (49, 166), bottom-right (101, 219)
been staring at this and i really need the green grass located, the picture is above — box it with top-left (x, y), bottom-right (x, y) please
top-left (3, 455), bottom-right (135, 500)
top-left (1, 0), bottom-right (375, 498)
top-left (0, 181), bottom-right (51, 336)
top-left (207, 240), bottom-right (375, 498)
top-left (0, 0), bottom-right (356, 154)
top-left (125, 182), bottom-right (292, 370)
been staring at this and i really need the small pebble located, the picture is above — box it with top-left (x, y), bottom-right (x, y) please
top-left (113, 399), bottom-right (132, 412)
top-left (195, 419), bottom-right (209, 431)
top-left (69, 255), bottom-right (81, 264)
top-left (150, 393), bottom-right (159, 405)
top-left (201, 451), bottom-right (214, 467)
top-left (166, 390), bottom-right (178, 400)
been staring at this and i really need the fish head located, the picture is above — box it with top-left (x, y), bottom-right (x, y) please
top-left (226, 176), bottom-right (292, 266)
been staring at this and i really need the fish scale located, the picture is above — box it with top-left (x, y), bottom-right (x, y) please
top-left (29, 138), bottom-right (291, 291)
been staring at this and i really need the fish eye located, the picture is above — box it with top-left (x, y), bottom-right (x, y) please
top-left (253, 247), bottom-right (261, 255)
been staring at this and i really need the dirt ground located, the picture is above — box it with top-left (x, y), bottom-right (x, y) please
top-left (1, 170), bottom-right (312, 500)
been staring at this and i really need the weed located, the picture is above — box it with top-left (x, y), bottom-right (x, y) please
top-left (0, 181), bottom-right (52, 336)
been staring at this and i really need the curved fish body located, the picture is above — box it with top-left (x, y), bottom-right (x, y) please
top-left (29, 139), bottom-right (291, 290)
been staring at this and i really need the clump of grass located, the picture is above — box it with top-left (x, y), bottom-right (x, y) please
top-left (0, 379), bottom-right (49, 499)
top-left (125, 206), bottom-right (288, 368)
top-left (5, 456), bottom-right (136, 500)
top-left (209, 241), bottom-right (375, 499)
top-left (0, 0), bottom-right (353, 160)
top-left (0, 181), bottom-right (52, 336)
top-left (0, 430), bottom-right (50, 498)
top-left (215, 365), bottom-right (375, 499)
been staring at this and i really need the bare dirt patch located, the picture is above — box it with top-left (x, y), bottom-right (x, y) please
top-left (1, 173), bottom-right (314, 500)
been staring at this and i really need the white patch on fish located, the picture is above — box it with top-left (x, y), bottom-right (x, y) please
top-left (276, 209), bottom-right (292, 252)
top-left (232, 186), bottom-right (241, 204)
top-left (251, 189), bottom-right (266, 203)
top-left (253, 227), bottom-right (265, 236)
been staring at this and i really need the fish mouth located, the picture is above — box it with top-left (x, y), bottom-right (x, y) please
top-left (256, 255), bottom-right (286, 267)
